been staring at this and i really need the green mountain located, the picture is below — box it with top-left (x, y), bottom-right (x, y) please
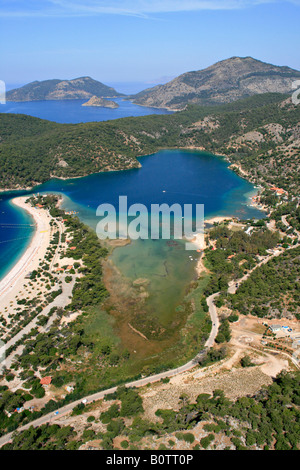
top-left (130, 57), bottom-right (300, 109)
top-left (0, 93), bottom-right (299, 196)
top-left (6, 77), bottom-right (124, 102)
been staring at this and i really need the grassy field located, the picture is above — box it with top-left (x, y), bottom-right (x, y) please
top-left (55, 267), bottom-right (213, 396)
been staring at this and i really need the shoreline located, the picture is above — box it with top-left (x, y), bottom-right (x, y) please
top-left (0, 204), bottom-right (258, 305)
top-left (0, 148), bottom-right (265, 301)
top-left (193, 216), bottom-right (233, 277)
top-left (0, 197), bottom-right (51, 311)
top-left (0, 187), bottom-right (33, 193)
top-left (123, 98), bottom-right (178, 112)
top-left (0, 146), bottom-right (254, 194)
top-left (205, 215), bottom-right (232, 224)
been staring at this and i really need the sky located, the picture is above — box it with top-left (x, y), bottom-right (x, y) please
top-left (1, 0), bottom-right (300, 93)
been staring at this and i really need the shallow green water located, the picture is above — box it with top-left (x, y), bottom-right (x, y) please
top-left (1, 149), bottom-right (264, 324)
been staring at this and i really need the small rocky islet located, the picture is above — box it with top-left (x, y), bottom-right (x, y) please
top-left (82, 95), bottom-right (119, 108)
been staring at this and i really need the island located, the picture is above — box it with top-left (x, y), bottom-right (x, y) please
top-left (6, 76), bottom-right (124, 102)
top-left (82, 95), bottom-right (119, 108)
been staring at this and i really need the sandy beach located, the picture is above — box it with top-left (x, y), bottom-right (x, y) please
top-left (228, 163), bottom-right (249, 178)
top-left (0, 197), bottom-right (52, 317)
top-left (205, 216), bottom-right (232, 224)
top-left (0, 200), bottom-right (233, 315)
top-left (193, 215), bottom-right (233, 276)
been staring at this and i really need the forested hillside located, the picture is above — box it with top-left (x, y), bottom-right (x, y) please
top-left (0, 93), bottom-right (299, 194)
top-left (2, 371), bottom-right (299, 450)
top-left (227, 246), bottom-right (300, 319)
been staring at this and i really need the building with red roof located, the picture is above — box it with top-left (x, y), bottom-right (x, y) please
top-left (40, 376), bottom-right (52, 386)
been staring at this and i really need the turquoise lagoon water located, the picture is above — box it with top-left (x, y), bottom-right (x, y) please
top-left (0, 96), bottom-right (170, 278)
top-left (0, 150), bottom-right (264, 320)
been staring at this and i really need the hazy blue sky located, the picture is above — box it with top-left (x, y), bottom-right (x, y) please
top-left (1, 1), bottom-right (300, 92)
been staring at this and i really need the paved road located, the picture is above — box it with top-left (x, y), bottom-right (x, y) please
top-left (0, 345), bottom-right (212, 447)
top-left (0, 349), bottom-right (210, 447)
top-left (227, 249), bottom-right (284, 295)
top-left (0, 283), bottom-right (221, 447)
top-left (49, 219), bottom-right (64, 272)
top-left (206, 293), bottom-right (220, 348)
top-left (1, 234), bottom-right (298, 447)
top-left (227, 214), bottom-right (300, 297)
top-left (281, 215), bottom-right (300, 240)
top-left (0, 276), bottom-right (76, 369)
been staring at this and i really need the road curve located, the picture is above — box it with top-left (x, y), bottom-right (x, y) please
top-left (0, 288), bottom-right (221, 447)
top-left (282, 215), bottom-right (300, 240)
top-left (2, 240), bottom-right (299, 447)
top-left (206, 293), bottom-right (220, 348)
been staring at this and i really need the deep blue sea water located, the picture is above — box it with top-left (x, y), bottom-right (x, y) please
top-left (0, 97), bottom-right (170, 279)
top-left (0, 98), bottom-right (172, 124)
top-left (0, 196), bottom-right (35, 279)
top-left (0, 149), bottom-right (264, 281)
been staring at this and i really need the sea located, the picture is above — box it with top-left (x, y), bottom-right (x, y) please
top-left (0, 100), bottom-right (265, 322)
top-left (0, 97), bottom-right (172, 124)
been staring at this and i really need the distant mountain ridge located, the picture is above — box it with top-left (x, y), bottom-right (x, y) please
top-left (6, 77), bottom-right (124, 102)
top-left (130, 57), bottom-right (300, 109)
